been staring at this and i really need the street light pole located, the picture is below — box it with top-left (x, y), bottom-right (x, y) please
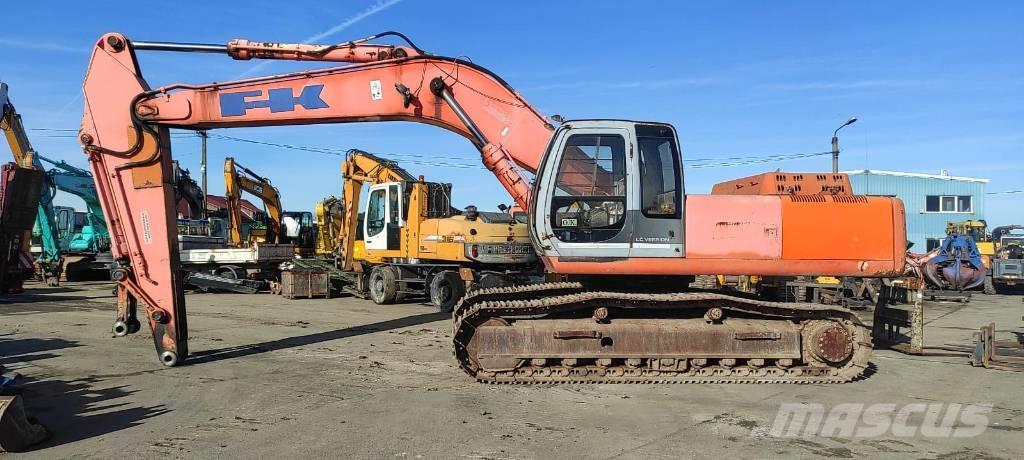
top-left (832, 116), bottom-right (858, 173)
top-left (199, 130), bottom-right (208, 218)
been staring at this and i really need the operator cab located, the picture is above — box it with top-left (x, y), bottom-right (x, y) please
top-left (532, 120), bottom-right (684, 259)
top-left (281, 211), bottom-right (316, 254)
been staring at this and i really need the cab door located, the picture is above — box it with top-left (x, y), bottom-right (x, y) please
top-left (533, 124), bottom-right (634, 260)
top-left (363, 182), bottom-right (404, 251)
top-left (629, 124), bottom-right (684, 258)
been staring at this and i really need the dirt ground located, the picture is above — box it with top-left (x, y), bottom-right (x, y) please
top-left (2, 281), bottom-right (1023, 459)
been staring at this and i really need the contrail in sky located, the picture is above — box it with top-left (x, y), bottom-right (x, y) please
top-left (235, 0), bottom-right (402, 78)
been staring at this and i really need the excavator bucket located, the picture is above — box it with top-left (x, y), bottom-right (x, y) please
top-left (0, 395), bottom-right (47, 452)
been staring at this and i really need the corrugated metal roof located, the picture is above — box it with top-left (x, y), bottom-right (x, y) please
top-left (843, 169), bottom-right (988, 183)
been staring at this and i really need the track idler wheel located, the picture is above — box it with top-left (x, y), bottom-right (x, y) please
top-left (803, 320), bottom-right (855, 366)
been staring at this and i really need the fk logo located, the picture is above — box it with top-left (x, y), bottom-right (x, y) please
top-left (220, 84), bottom-right (329, 117)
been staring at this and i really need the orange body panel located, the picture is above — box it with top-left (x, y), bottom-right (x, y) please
top-left (712, 172), bottom-right (852, 196)
top-left (544, 194), bottom-right (906, 277)
top-left (780, 195), bottom-right (900, 261)
top-left (685, 195), bottom-right (781, 259)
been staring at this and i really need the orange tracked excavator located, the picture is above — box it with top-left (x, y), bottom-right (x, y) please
top-left (80, 32), bottom-right (905, 383)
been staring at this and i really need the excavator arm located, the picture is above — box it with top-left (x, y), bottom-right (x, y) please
top-left (224, 157), bottom-right (283, 246)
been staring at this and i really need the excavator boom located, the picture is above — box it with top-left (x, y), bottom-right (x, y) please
top-left (81, 32), bottom-right (905, 382)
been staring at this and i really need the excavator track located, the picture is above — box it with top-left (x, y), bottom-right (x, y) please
top-left (452, 282), bottom-right (871, 384)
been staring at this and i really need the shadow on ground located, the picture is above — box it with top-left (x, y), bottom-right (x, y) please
top-left (0, 293), bottom-right (110, 305)
top-left (17, 376), bottom-right (169, 450)
top-left (188, 311), bottom-right (449, 365)
top-left (0, 336), bottom-right (81, 365)
top-left (1, 336), bottom-right (168, 450)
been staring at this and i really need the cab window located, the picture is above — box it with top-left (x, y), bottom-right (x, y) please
top-left (388, 185), bottom-right (400, 226)
top-left (366, 189), bottom-right (386, 237)
top-left (638, 135), bottom-right (681, 218)
top-left (550, 134), bottom-right (627, 242)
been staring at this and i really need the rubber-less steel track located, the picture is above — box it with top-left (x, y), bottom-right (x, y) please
top-left (452, 282), bottom-right (872, 384)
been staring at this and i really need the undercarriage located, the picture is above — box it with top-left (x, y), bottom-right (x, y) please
top-left (453, 283), bottom-right (871, 383)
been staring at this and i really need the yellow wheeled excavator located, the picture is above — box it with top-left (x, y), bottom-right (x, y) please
top-left (336, 150), bottom-right (538, 311)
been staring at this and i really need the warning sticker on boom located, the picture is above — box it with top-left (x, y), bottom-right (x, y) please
top-left (140, 210), bottom-right (153, 245)
top-left (370, 80), bottom-right (383, 100)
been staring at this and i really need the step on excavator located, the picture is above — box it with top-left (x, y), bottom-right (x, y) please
top-left (80, 31), bottom-right (906, 383)
top-left (334, 149), bottom-right (537, 310)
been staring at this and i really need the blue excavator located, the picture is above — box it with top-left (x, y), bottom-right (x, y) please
top-left (37, 155), bottom-right (110, 255)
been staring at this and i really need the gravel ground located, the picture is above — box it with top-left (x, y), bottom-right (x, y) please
top-left (2, 281), bottom-right (1022, 459)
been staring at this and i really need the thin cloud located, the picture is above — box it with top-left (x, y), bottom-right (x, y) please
top-left (610, 77), bottom-right (721, 89)
top-left (761, 79), bottom-right (941, 91)
top-left (235, 0), bottom-right (402, 78)
top-left (0, 38), bottom-right (85, 53)
top-left (522, 77), bottom-right (721, 92)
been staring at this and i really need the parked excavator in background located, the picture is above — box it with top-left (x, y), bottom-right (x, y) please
top-left (173, 159), bottom-right (293, 294)
top-left (80, 31), bottom-right (906, 383)
top-left (174, 161), bottom-right (205, 219)
top-left (224, 156), bottom-right (283, 246)
top-left (948, 220), bottom-right (994, 255)
top-left (335, 150), bottom-right (536, 310)
top-left (313, 196), bottom-right (344, 257)
top-left (944, 220), bottom-right (996, 293)
top-left (1, 82), bottom-right (65, 285)
top-left (37, 155), bottom-right (113, 280)
top-left (281, 210), bottom-right (317, 256)
top-left (37, 155), bottom-right (110, 253)
top-left (920, 232), bottom-right (986, 292)
top-left (0, 163), bottom-right (44, 293)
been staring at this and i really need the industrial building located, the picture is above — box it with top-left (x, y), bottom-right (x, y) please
top-left (845, 169), bottom-right (988, 251)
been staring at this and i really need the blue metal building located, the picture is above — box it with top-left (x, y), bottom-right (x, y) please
top-left (844, 170), bottom-right (988, 251)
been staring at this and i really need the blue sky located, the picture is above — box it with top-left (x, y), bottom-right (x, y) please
top-left (1, 1), bottom-right (1021, 225)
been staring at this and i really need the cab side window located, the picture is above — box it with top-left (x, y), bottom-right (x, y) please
top-left (550, 134), bottom-right (627, 242)
top-left (366, 189), bottom-right (386, 237)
